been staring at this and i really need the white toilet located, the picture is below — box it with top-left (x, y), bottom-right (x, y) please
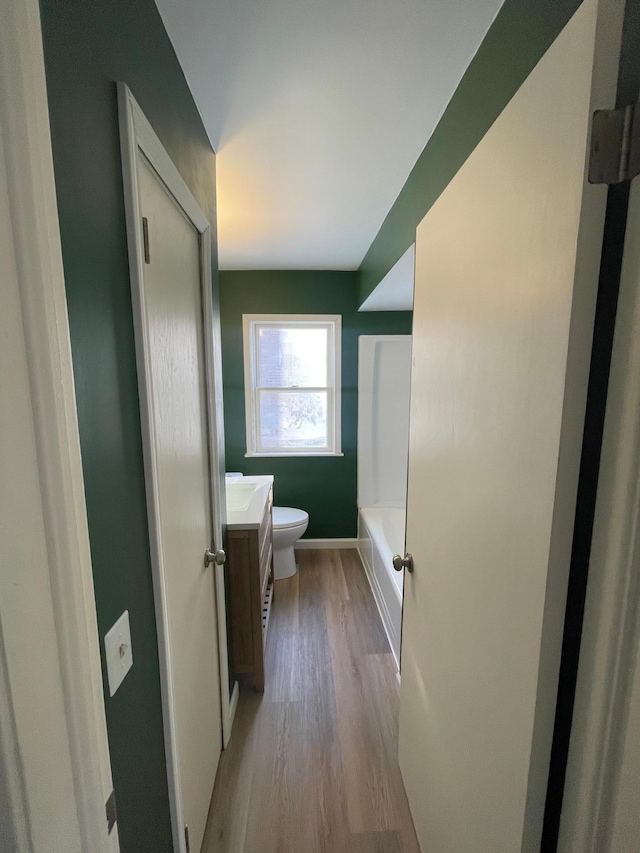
top-left (272, 507), bottom-right (309, 580)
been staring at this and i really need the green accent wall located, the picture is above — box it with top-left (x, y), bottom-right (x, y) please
top-left (39, 1), bottom-right (219, 850)
top-left (358, 0), bottom-right (583, 305)
top-left (220, 272), bottom-right (412, 538)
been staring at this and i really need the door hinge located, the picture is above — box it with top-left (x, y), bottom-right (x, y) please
top-left (589, 104), bottom-right (640, 185)
top-left (105, 790), bottom-right (117, 834)
top-left (142, 216), bottom-right (151, 263)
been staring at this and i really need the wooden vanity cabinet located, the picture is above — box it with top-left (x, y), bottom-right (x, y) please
top-left (227, 487), bottom-right (274, 691)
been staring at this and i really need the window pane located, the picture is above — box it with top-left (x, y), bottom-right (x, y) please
top-left (259, 390), bottom-right (328, 450)
top-left (257, 326), bottom-right (328, 388)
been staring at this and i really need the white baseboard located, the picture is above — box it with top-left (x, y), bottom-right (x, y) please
top-left (295, 538), bottom-right (360, 550)
top-left (226, 681), bottom-right (239, 746)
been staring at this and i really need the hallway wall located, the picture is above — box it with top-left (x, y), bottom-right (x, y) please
top-left (39, 1), bottom-right (219, 850)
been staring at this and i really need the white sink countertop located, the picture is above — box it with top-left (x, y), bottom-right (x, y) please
top-left (225, 475), bottom-right (274, 530)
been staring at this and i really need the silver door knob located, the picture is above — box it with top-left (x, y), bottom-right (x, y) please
top-left (204, 548), bottom-right (226, 567)
top-left (393, 553), bottom-right (413, 573)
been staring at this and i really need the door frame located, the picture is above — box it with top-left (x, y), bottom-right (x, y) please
top-left (0, 0), bottom-right (118, 849)
top-left (558, 174), bottom-right (640, 852)
top-left (117, 83), bottom-right (235, 853)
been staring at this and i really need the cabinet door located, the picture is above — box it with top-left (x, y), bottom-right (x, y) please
top-left (229, 533), bottom-right (255, 671)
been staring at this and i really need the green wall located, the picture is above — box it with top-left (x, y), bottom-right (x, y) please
top-left (40, 1), bottom-right (219, 850)
top-left (219, 271), bottom-right (412, 538)
top-left (358, 0), bottom-right (583, 304)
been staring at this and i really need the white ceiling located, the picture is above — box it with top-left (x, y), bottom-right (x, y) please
top-left (155, 0), bottom-right (504, 271)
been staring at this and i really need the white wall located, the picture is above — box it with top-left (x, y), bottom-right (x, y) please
top-left (358, 335), bottom-right (412, 508)
top-left (359, 244), bottom-right (415, 311)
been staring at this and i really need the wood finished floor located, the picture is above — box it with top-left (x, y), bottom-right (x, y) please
top-left (203, 549), bottom-right (420, 853)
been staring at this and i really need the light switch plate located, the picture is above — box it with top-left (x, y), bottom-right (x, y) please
top-left (104, 610), bottom-right (133, 697)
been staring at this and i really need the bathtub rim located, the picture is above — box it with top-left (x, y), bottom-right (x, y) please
top-left (358, 506), bottom-right (404, 670)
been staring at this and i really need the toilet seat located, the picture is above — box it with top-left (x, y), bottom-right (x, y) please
top-left (273, 506), bottom-right (308, 530)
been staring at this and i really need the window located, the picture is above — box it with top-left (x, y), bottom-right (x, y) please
top-left (242, 314), bottom-right (342, 457)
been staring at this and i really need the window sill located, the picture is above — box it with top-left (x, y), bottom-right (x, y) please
top-left (244, 451), bottom-right (344, 458)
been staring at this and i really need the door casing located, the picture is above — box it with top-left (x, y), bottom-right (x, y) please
top-left (558, 173), bottom-right (640, 853)
top-left (0, 0), bottom-right (119, 849)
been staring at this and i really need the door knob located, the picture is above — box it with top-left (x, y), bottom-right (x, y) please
top-left (392, 553), bottom-right (413, 573)
top-left (204, 548), bottom-right (226, 568)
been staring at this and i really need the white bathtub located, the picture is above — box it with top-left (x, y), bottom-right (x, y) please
top-left (358, 507), bottom-right (405, 668)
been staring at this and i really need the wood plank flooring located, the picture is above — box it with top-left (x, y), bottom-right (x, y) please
top-left (203, 549), bottom-right (419, 853)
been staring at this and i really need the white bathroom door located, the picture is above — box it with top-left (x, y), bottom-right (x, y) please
top-left (398, 1), bottom-right (623, 851)
top-left (137, 154), bottom-right (222, 853)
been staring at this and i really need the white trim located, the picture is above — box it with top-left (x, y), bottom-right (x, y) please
top-left (558, 175), bottom-right (640, 853)
top-left (228, 681), bottom-right (240, 733)
top-left (357, 512), bottom-right (402, 669)
top-left (0, 0), bottom-right (118, 849)
top-left (117, 84), bottom-right (233, 853)
top-left (358, 544), bottom-right (401, 669)
top-left (245, 451), bottom-right (345, 458)
top-left (294, 538), bottom-right (359, 550)
top-left (203, 317), bottom-right (236, 747)
top-left (242, 313), bottom-right (342, 457)
top-left (244, 313), bottom-right (342, 322)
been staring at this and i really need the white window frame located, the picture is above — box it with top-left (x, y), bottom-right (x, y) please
top-left (243, 314), bottom-right (343, 457)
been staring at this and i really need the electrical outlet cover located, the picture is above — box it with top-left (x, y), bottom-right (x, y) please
top-left (104, 610), bottom-right (133, 697)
